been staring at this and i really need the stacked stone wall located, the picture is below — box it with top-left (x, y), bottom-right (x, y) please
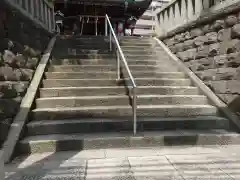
top-left (0, 2), bottom-right (52, 147)
top-left (162, 11), bottom-right (240, 115)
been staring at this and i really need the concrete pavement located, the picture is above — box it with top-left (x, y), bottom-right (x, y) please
top-left (4, 145), bottom-right (240, 179)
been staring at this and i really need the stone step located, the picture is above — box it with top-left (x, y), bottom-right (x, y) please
top-left (58, 54), bottom-right (116, 59)
top-left (42, 79), bottom-right (124, 88)
top-left (49, 64), bottom-right (173, 72)
top-left (120, 36), bottom-right (151, 40)
top-left (26, 116), bottom-right (230, 136)
top-left (18, 129), bottom-right (238, 154)
top-left (120, 42), bottom-right (153, 46)
top-left (131, 72), bottom-right (185, 78)
top-left (120, 39), bottom-right (153, 43)
top-left (51, 59), bottom-right (159, 66)
top-left (64, 35), bottom-right (107, 40)
top-left (75, 48), bottom-right (110, 52)
top-left (125, 56), bottom-right (170, 61)
top-left (42, 78), bottom-right (191, 88)
top-left (40, 86), bottom-right (200, 98)
top-left (121, 45), bottom-right (154, 49)
top-left (31, 105), bottom-right (217, 120)
top-left (120, 45), bottom-right (154, 49)
top-left (49, 65), bottom-right (117, 72)
top-left (122, 65), bottom-right (180, 72)
top-left (51, 58), bottom-right (116, 65)
top-left (36, 95), bottom-right (209, 109)
top-left (124, 54), bottom-right (158, 59)
top-left (75, 44), bottom-right (110, 49)
top-left (36, 95), bottom-right (129, 108)
top-left (132, 78), bottom-right (192, 86)
top-left (45, 72), bottom-right (186, 79)
top-left (122, 50), bottom-right (157, 55)
top-left (45, 72), bottom-right (117, 79)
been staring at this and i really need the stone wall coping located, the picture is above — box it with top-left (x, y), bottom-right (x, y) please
top-left (2, 36), bottom-right (57, 163)
top-left (0, 150), bottom-right (4, 180)
top-left (154, 37), bottom-right (240, 130)
top-left (156, 0), bottom-right (240, 38)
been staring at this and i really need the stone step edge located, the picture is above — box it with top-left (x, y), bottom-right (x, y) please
top-left (50, 65), bottom-right (161, 67)
top-left (43, 78), bottom-right (190, 81)
top-left (45, 71), bottom-right (184, 74)
top-left (40, 86), bottom-right (198, 90)
top-left (27, 116), bottom-right (228, 126)
top-left (19, 130), bottom-right (238, 144)
top-left (32, 104), bottom-right (216, 112)
top-left (36, 95), bottom-right (207, 101)
top-left (56, 59), bottom-right (162, 62)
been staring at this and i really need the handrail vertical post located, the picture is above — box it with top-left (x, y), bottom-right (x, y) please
top-left (105, 16), bottom-right (108, 36)
top-left (133, 87), bottom-right (137, 135)
top-left (95, 17), bottom-right (98, 36)
top-left (109, 32), bottom-right (112, 51)
top-left (117, 49), bottom-right (120, 80)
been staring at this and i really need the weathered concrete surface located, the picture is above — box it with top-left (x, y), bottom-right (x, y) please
top-left (0, 1), bottom-right (51, 148)
top-left (162, 12), bottom-right (240, 116)
top-left (4, 145), bottom-right (240, 179)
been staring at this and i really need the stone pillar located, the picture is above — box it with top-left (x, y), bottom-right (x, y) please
top-left (40, 0), bottom-right (44, 22)
top-left (0, 150), bottom-right (4, 180)
top-left (202, 0), bottom-right (210, 9)
top-left (195, 0), bottom-right (203, 16)
top-left (19, 0), bottom-right (23, 7)
top-left (45, 4), bottom-right (48, 25)
top-left (51, 7), bottom-right (55, 32)
top-left (41, 2), bottom-right (44, 23)
top-left (181, 0), bottom-right (188, 24)
top-left (43, 3), bottom-right (46, 24)
top-left (169, 5), bottom-right (174, 31)
top-left (30, 0), bottom-right (35, 17)
top-left (162, 11), bottom-right (167, 32)
top-left (48, 8), bottom-right (51, 31)
top-left (24, 0), bottom-right (29, 12)
top-left (37, 0), bottom-right (41, 20)
top-left (187, 0), bottom-right (194, 22)
top-left (174, 1), bottom-right (181, 29)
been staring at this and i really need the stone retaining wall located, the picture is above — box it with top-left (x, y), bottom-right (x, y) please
top-left (162, 11), bottom-right (240, 115)
top-left (0, 1), bottom-right (52, 147)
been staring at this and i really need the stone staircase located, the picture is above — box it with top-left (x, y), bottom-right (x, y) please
top-left (15, 36), bottom-right (238, 155)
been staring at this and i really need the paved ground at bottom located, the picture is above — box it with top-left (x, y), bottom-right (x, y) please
top-left (4, 145), bottom-right (240, 180)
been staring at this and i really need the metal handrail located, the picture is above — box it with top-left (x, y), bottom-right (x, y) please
top-left (105, 14), bottom-right (138, 135)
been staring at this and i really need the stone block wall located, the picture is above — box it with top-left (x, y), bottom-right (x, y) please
top-left (0, 1), bottom-right (52, 147)
top-left (162, 12), bottom-right (240, 115)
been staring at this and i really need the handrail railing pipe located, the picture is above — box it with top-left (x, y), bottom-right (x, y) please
top-left (105, 14), bottom-right (137, 135)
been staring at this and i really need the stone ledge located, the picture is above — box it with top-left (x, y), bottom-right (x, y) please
top-left (2, 36), bottom-right (56, 163)
top-left (159, 1), bottom-right (240, 39)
